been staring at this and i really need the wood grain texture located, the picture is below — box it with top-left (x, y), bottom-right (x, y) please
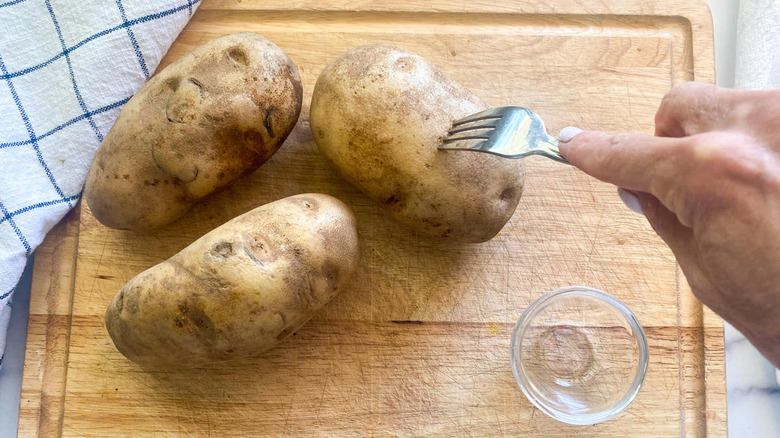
top-left (19, 0), bottom-right (725, 436)
top-left (18, 207), bottom-right (79, 437)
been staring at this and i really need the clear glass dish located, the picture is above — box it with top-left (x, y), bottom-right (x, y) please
top-left (510, 286), bottom-right (648, 425)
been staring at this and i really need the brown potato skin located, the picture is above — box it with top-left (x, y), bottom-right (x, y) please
top-left (310, 45), bottom-right (525, 243)
top-left (105, 194), bottom-right (360, 367)
top-left (85, 33), bottom-right (303, 231)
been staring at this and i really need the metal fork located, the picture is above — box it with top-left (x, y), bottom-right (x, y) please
top-left (437, 106), bottom-right (569, 164)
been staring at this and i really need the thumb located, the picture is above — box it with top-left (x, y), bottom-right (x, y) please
top-left (557, 128), bottom-right (684, 198)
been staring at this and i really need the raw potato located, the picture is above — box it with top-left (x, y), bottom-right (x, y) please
top-left (310, 45), bottom-right (525, 243)
top-left (85, 33), bottom-right (303, 231)
top-left (105, 194), bottom-right (360, 367)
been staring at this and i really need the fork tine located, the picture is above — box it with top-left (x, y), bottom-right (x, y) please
top-left (438, 138), bottom-right (492, 152)
top-left (450, 107), bottom-right (505, 127)
top-left (447, 122), bottom-right (497, 136)
top-left (442, 134), bottom-right (491, 143)
top-left (439, 106), bottom-right (568, 162)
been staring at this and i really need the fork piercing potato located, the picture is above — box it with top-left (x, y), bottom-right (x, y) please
top-left (105, 194), bottom-right (360, 367)
top-left (85, 33), bottom-right (303, 231)
top-left (310, 45), bottom-right (525, 243)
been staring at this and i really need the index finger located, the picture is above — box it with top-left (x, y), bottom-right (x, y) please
top-left (558, 130), bottom-right (686, 201)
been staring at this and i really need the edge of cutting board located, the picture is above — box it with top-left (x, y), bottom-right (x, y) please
top-left (18, 0), bottom-right (724, 436)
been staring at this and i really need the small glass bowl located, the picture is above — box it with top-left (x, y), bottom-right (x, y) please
top-left (510, 286), bottom-right (648, 425)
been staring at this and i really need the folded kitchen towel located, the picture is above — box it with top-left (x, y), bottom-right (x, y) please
top-left (735, 0), bottom-right (780, 90)
top-left (0, 0), bottom-right (200, 368)
top-left (734, 0), bottom-right (780, 386)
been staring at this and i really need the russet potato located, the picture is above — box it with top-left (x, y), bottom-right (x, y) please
top-left (310, 45), bottom-right (526, 243)
top-left (105, 194), bottom-right (360, 367)
top-left (85, 33), bottom-right (303, 231)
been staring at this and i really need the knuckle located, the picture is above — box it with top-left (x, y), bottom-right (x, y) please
top-left (675, 132), bottom-right (771, 227)
top-left (705, 132), bottom-right (764, 178)
top-left (663, 81), bottom-right (709, 105)
top-left (608, 133), bottom-right (632, 148)
top-left (657, 83), bottom-right (722, 135)
top-left (682, 132), bottom-right (756, 170)
top-left (681, 133), bottom-right (720, 158)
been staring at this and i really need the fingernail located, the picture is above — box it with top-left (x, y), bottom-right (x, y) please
top-left (618, 188), bottom-right (643, 215)
top-left (559, 127), bottom-right (584, 142)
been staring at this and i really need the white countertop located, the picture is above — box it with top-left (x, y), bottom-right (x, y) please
top-left (3, 1), bottom-right (779, 436)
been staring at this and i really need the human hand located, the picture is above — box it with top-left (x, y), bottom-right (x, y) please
top-left (558, 82), bottom-right (780, 367)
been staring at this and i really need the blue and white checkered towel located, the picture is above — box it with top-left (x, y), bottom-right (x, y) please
top-left (0, 0), bottom-right (200, 368)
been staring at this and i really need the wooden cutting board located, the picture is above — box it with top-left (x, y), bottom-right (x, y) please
top-left (18, 0), bottom-right (726, 436)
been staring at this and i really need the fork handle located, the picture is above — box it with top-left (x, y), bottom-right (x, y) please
top-left (537, 137), bottom-right (570, 164)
